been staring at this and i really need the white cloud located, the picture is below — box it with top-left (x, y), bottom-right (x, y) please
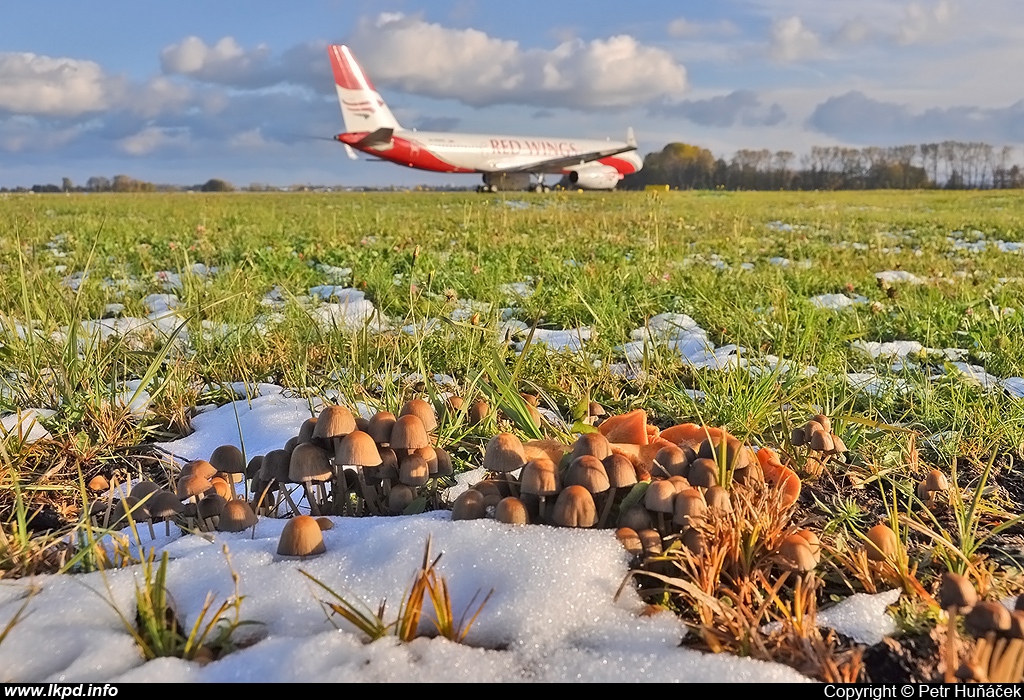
top-left (348, 12), bottom-right (686, 109)
top-left (118, 126), bottom-right (189, 156)
top-left (769, 16), bottom-right (821, 62)
top-left (0, 53), bottom-right (116, 116)
top-left (667, 18), bottom-right (739, 40)
top-left (897, 0), bottom-right (955, 45)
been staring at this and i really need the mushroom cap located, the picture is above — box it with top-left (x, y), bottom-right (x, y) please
top-left (367, 411), bottom-right (397, 445)
top-left (687, 458), bottom-right (718, 488)
top-left (216, 500), bottom-right (258, 532)
top-left (565, 455), bottom-right (611, 495)
top-left (288, 443), bottom-right (333, 483)
top-left (644, 480), bottom-right (677, 514)
top-left (571, 432), bottom-right (612, 462)
top-left (588, 401), bottom-right (606, 418)
top-left (390, 414), bottom-right (431, 451)
top-left (865, 523), bottom-right (899, 562)
top-left (810, 414), bottom-right (833, 433)
top-left (87, 475), bottom-right (110, 492)
top-left (964, 601), bottom-right (1012, 637)
top-left (313, 405), bottom-right (356, 440)
top-left (387, 484), bottom-right (417, 515)
top-left (654, 445), bottom-right (689, 477)
top-left (667, 475), bottom-right (692, 494)
top-left (198, 494), bottom-right (228, 520)
top-left (673, 488), bottom-right (707, 528)
top-left (246, 455), bottom-right (264, 479)
top-left (468, 400), bottom-right (490, 425)
top-left (182, 459), bottom-right (217, 481)
top-left (432, 447), bottom-right (454, 477)
top-left (399, 454), bottom-right (430, 487)
top-left (638, 528), bottom-right (663, 555)
top-left (790, 427), bottom-right (807, 447)
top-left (550, 485), bottom-right (597, 528)
top-left (260, 449), bottom-right (292, 483)
top-left (283, 435), bottom-right (300, 453)
top-left (129, 480), bottom-right (161, 502)
top-left (148, 490), bottom-right (185, 519)
top-left (938, 572), bottom-right (977, 611)
top-left (808, 429), bottom-right (835, 453)
top-left (277, 515), bottom-right (326, 557)
top-left (519, 458), bottom-right (559, 496)
top-left (316, 517), bottom-right (334, 531)
top-left (483, 433), bottom-right (527, 473)
top-left (376, 446), bottom-right (399, 480)
top-left (924, 469), bottom-right (949, 493)
top-left (335, 430), bottom-right (383, 468)
top-left (495, 497), bottom-right (530, 525)
top-left (209, 477), bottom-right (233, 500)
top-left (794, 529), bottom-right (822, 564)
top-left (297, 417), bottom-right (318, 444)
top-left (110, 496), bottom-right (146, 525)
top-left (413, 445), bottom-right (439, 475)
top-left (829, 434), bottom-right (848, 454)
top-left (473, 480), bottom-right (508, 506)
top-left (682, 528), bottom-right (706, 556)
top-left (177, 473), bottom-right (213, 500)
top-left (779, 534), bottom-right (817, 572)
top-left (451, 489), bottom-right (487, 521)
top-left (598, 409), bottom-right (649, 446)
top-left (615, 527), bottom-right (642, 556)
top-left (704, 485), bottom-right (733, 514)
top-left (603, 453), bottom-right (638, 489)
top-left (400, 398), bottom-right (438, 433)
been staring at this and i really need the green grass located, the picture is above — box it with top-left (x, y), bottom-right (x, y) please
top-left (1, 189), bottom-right (1023, 579)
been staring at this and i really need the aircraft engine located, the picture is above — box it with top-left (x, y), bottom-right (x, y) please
top-left (567, 165), bottom-right (623, 190)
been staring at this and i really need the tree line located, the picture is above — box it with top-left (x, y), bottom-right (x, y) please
top-left (0, 176), bottom-right (236, 194)
top-left (621, 141), bottom-right (1024, 191)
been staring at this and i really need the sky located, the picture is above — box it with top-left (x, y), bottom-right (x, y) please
top-left (2, 0), bottom-right (1023, 188)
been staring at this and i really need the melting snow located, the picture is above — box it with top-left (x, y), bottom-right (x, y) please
top-left (875, 271), bottom-right (924, 285)
top-left (0, 408), bottom-right (56, 443)
top-left (810, 294), bottom-right (867, 310)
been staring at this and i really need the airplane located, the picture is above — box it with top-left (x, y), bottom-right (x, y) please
top-left (327, 44), bottom-right (643, 192)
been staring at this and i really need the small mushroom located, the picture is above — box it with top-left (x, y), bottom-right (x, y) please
top-left (779, 534), bottom-right (817, 573)
top-left (451, 489), bottom-right (487, 521)
top-left (277, 515), bottom-right (326, 557)
top-left (216, 500), bottom-right (258, 532)
top-left (550, 485), bottom-right (597, 528)
top-left (965, 602), bottom-right (1012, 638)
top-left (865, 523), bottom-right (899, 562)
top-left (495, 497), bottom-right (529, 525)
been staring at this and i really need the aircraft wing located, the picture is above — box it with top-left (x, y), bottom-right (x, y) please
top-left (489, 143), bottom-right (637, 174)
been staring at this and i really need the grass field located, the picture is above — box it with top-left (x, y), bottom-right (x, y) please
top-left (1, 189), bottom-right (1023, 680)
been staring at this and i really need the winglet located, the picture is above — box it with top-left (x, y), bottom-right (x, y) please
top-left (343, 144), bottom-right (359, 160)
top-left (626, 127), bottom-right (637, 149)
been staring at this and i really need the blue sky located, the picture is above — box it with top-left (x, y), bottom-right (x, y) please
top-left (2, 0), bottom-right (1022, 187)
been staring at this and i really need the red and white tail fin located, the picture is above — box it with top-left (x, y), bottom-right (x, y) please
top-left (328, 45), bottom-right (400, 134)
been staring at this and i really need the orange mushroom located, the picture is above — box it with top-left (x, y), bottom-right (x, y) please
top-left (659, 423), bottom-right (728, 450)
top-left (598, 409), bottom-right (649, 445)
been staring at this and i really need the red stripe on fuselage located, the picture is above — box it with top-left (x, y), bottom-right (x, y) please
top-left (343, 134), bottom-right (475, 173)
top-left (598, 156), bottom-right (639, 175)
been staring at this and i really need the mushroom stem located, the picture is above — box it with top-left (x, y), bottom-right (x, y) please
top-left (147, 520), bottom-right (156, 540)
top-left (357, 468), bottom-right (380, 516)
top-left (164, 518), bottom-right (171, 537)
top-left (597, 492), bottom-right (615, 529)
top-left (302, 481), bottom-right (320, 516)
top-left (280, 485), bottom-right (301, 517)
top-left (538, 496), bottom-right (547, 524)
top-left (945, 606), bottom-right (958, 683)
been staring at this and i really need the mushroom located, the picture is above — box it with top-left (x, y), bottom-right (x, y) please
top-left (482, 433), bottom-right (527, 494)
top-left (316, 517), bottom-right (334, 531)
top-left (367, 411), bottom-right (397, 446)
top-left (615, 527), bottom-right (642, 557)
top-left (965, 602), bottom-right (1012, 638)
top-left (779, 534), bottom-right (817, 573)
top-left (87, 475), bottom-right (110, 492)
top-left (451, 489), bottom-right (487, 521)
top-left (387, 484), bottom-right (417, 515)
top-left (259, 448), bottom-right (300, 516)
top-left (216, 500), bottom-right (258, 532)
top-left (653, 445), bottom-right (689, 478)
top-left (618, 504), bottom-right (653, 532)
top-left (687, 458), bottom-right (718, 489)
top-left (672, 488), bottom-right (707, 531)
top-left (390, 414), bottom-right (431, 455)
top-left (288, 443), bottom-right (333, 517)
top-left (182, 459), bottom-right (217, 481)
top-left (468, 400), bottom-right (490, 426)
top-left (335, 429), bottom-right (383, 515)
top-left (399, 398), bottom-right (438, 433)
top-left (297, 417), bottom-right (318, 444)
top-left (399, 453), bottom-right (430, 488)
top-left (550, 485), bottom-right (597, 528)
top-left (637, 528), bottom-right (663, 556)
top-left (917, 469), bottom-right (950, 508)
top-left (571, 432), bottom-right (612, 462)
top-left (197, 494), bottom-right (227, 531)
top-left (865, 523), bottom-right (899, 563)
top-left (519, 458), bottom-right (559, 523)
top-left (939, 572), bottom-right (977, 612)
top-left (209, 444), bottom-right (246, 499)
top-left (793, 529), bottom-right (822, 565)
top-left (495, 497), bottom-right (529, 525)
top-left (643, 480), bottom-right (676, 535)
top-left (148, 490), bottom-right (184, 537)
top-left (277, 515), bottom-right (326, 557)
top-left (704, 485), bottom-right (733, 515)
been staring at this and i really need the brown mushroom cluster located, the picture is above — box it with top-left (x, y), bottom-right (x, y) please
top-left (87, 444), bottom-right (258, 537)
top-left (789, 413), bottom-right (848, 476)
top-left (245, 398), bottom-right (453, 520)
top-left (939, 573), bottom-right (1024, 682)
